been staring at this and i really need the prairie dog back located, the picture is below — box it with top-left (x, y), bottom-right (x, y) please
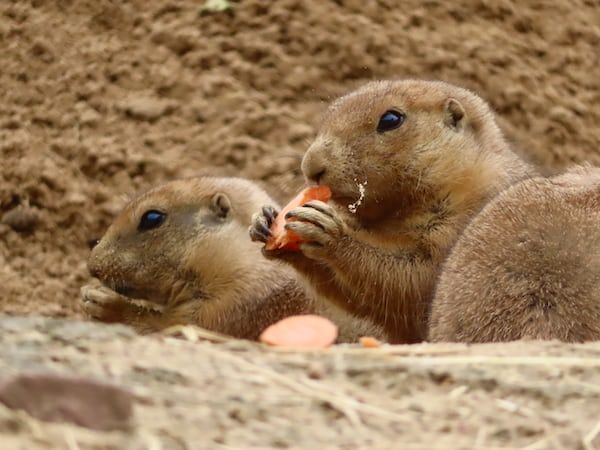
top-left (429, 166), bottom-right (600, 343)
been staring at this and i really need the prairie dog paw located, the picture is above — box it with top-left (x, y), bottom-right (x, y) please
top-left (285, 201), bottom-right (345, 260)
top-left (249, 205), bottom-right (279, 243)
top-left (80, 285), bottom-right (129, 322)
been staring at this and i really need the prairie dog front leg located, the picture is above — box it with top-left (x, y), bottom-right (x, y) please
top-left (80, 285), bottom-right (163, 334)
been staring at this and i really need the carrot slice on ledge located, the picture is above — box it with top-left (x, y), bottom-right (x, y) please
top-left (259, 314), bottom-right (338, 349)
top-left (265, 185), bottom-right (332, 251)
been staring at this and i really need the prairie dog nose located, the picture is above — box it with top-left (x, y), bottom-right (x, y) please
top-left (301, 140), bottom-right (328, 184)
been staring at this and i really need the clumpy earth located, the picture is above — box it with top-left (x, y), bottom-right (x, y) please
top-left (1, 0), bottom-right (599, 448)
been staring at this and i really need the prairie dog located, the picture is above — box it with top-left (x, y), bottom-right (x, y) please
top-left (429, 166), bottom-right (600, 343)
top-left (250, 80), bottom-right (536, 343)
top-left (82, 176), bottom-right (385, 342)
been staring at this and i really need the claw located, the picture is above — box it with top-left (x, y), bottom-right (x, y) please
top-left (285, 205), bottom-right (339, 233)
top-left (250, 206), bottom-right (279, 243)
top-left (249, 225), bottom-right (269, 243)
top-left (303, 200), bottom-right (334, 217)
top-left (262, 205), bottom-right (278, 225)
top-left (285, 221), bottom-right (329, 245)
top-left (257, 219), bottom-right (271, 237)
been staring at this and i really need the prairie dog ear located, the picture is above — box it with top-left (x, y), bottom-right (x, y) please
top-left (444, 98), bottom-right (466, 131)
top-left (210, 192), bottom-right (231, 219)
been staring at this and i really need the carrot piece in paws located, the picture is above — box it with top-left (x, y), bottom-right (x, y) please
top-left (265, 185), bottom-right (332, 251)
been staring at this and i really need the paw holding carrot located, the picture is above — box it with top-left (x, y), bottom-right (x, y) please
top-left (250, 187), bottom-right (364, 349)
top-left (249, 185), bottom-right (344, 260)
top-left (266, 185), bottom-right (332, 251)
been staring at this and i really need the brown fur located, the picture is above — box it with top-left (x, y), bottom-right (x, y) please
top-left (82, 176), bottom-right (385, 341)
top-left (251, 80), bottom-right (537, 343)
top-left (429, 166), bottom-right (600, 343)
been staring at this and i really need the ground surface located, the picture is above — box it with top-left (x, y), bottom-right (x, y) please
top-left (1, 317), bottom-right (600, 450)
top-left (1, 1), bottom-right (600, 448)
top-left (1, 0), bottom-right (600, 316)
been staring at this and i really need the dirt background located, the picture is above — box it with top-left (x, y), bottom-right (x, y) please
top-left (1, 0), bottom-right (599, 317)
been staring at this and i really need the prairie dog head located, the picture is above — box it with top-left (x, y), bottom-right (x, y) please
top-left (302, 80), bottom-right (515, 220)
top-left (88, 177), bottom-right (276, 306)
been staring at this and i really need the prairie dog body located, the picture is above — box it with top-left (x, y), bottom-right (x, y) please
top-left (250, 80), bottom-right (536, 343)
top-left (82, 177), bottom-right (385, 341)
top-left (429, 166), bottom-right (600, 343)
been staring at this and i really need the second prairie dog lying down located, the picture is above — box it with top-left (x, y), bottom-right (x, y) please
top-left (250, 79), bottom-right (536, 343)
top-left (429, 166), bottom-right (600, 343)
top-left (81, 176), bottom-right (386, 342)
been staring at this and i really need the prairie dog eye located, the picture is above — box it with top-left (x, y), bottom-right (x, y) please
top-left (138, 210), bottom-right (166, 231)
top-left (377, 110), bottom-right (405, 133)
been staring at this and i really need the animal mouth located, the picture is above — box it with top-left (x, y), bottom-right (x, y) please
top-left (100, 280), bottom-right (142, 300)
top-left (113, 284), bottom-right (135, 297)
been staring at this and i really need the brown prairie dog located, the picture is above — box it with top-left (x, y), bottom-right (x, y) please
top-left (81, 176), bottom-right (386, 342)
top-left (250, 79), bottom-right (537, 343)
top-left (429, 166), bottom-right (600, 343)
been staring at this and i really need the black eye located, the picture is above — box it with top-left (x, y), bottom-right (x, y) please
top-left (377, 110), bottom-right (405, 133)
top-left (138, 210), bottom-right (166, 231)
top-left (87, 238), bottom-right (100, 250)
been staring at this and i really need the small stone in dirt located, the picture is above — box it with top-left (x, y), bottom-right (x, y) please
top-left (1, 206), bottom-right (40, 233)
top-left (201, 0), bottom-right (233, 13)
top-left (117, 96), bottom-right (177, 122)
top-left (79, 109), bottom-right (101, 127)
top-left (0, 373), bottom-right (134, 431)
top-left (29, 40), bottom-right (55, 64)
top-left (151, 29), bottom-right (196, 56)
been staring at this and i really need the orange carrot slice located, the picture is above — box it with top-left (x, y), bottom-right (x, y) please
top-left (359, 336), bottom-right (382, 348)
top-left (265, 185), bottom-right (332, 251)
top-left (259, 314), bottom-right (338, 349)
